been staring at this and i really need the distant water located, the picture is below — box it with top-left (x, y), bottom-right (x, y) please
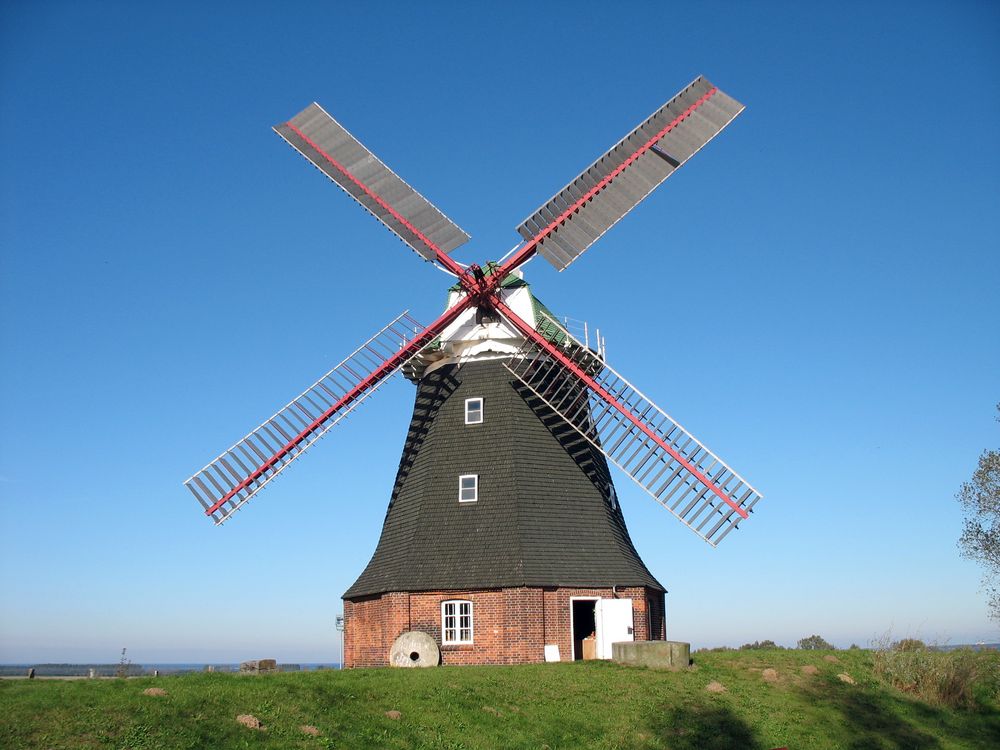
top-left (0, 663), bottom-right (340, 677)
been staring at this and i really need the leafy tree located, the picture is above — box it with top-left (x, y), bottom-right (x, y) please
top-left (957, 404), bottom-right (1000, 621)
top-left (797, 634), bottom-right (833, 650)
top-left (739, 640), bottom-right (781, 650)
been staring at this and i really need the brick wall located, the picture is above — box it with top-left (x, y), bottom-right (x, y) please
top-left (344, 586), bottom-right (665, 667)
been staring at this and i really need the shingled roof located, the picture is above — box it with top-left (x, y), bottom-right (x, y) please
top-left (344, 359), bottom-right (664, 599)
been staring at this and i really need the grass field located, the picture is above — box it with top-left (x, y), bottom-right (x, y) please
top-left (2, 649), bottom-right (999, 749)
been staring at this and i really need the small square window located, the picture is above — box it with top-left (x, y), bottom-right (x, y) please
top-left (459, 474), bottom-right (478, 502)
top-left (465, 397), bottom-right (483, 424)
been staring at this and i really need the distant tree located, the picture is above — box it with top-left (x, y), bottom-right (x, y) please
top-left (797, 635), bottom-right (834, 650)
top-left (739, 640), bottom-right (781, 650)
top-left (892, 638), bottom-right (926, 652)
top-left (848, 643), bottom-right (861, 650)
top-left (957, 404), bottom-right (1000, 622)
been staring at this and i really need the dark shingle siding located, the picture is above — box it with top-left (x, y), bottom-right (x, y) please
top-left (344, 359), bottom-right (663, 598)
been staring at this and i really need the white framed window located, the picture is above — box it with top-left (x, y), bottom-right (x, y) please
top-left (442, 599), bottom-right (474, 644)
top-left (459, 474), bottom-right (478, 502)
top-left (464, 397), bottom-right (483, 424)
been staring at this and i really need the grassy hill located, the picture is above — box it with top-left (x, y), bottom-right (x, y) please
top-left (2, 648), bottom-right (999, 749)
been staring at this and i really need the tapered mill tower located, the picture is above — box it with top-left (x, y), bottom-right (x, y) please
top-left (343, 270), bottom-right (664, 666)
top-left (185, 77), bottom-right (763, 667)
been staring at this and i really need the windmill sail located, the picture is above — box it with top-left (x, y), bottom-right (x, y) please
top-left (503, 312), bottom-right (760, 546)
top-left (275, 103), bottom-right (471, 263)
top-left (186, 310), bottom-right (428, 525)
top-left (516, 76), bottom-right (743, 271)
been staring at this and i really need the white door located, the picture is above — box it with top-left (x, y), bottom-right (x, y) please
top-left (595, 598), bottom-right (634, 659)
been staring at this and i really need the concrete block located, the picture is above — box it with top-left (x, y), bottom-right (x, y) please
top-left (612, 640), bottom-right (691, 669)
top-left (240, 659), bottom-right (277, 674)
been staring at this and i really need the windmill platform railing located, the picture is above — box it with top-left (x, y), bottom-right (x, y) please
top-left (560, 316), bottom-right (606, 360)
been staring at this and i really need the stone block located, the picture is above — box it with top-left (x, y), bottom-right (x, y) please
top-left (612, 640), bottom-right (691, 669)
top-left (240, 658), bottom-right (277, 674)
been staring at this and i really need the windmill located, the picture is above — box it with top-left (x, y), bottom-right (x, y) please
top-left (185, 76), bottom-right (762, 667)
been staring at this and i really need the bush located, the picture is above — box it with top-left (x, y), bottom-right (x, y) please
top-left (872, 645), bottom-right (995, 709)
top-left (797, 635), bottom-right (834, 650)
top-left (892, 638), bottom-right (927, 652)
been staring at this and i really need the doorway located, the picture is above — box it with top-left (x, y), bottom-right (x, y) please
top-left (571, 598), bottom-right (597, 661)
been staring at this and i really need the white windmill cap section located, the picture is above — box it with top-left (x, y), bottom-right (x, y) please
top-left (419, 270), bottom-right (539, 377)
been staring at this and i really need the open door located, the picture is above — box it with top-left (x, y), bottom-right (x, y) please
top-left (571, 599), bottom-right (597, 660)
top-left (595, 598), bottom-right (634, 659)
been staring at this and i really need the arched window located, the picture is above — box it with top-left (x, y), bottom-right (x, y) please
top-left (441, 600), bottom-right (474, 644)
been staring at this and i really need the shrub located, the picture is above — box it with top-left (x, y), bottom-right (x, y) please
top-left (872, 645), bottom-right (992, 709)
top-left (893, 638), bottom-right (927, 652)
top-left (797, 635), bottom-right (834, 650)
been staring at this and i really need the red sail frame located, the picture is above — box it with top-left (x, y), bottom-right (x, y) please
top-left (194, 299), bottom-right (475, 520)
top-left (491, 299), bottom-right (749, 521)
top-left (495, 83), bottom-right (727, 280)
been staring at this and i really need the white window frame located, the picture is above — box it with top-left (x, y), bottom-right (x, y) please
top-left (464, 397), bottom-right (484, 425)
top-left (441, 599), bottom-right (474, 645)
top-left (459, 474), bottom-right (478, 503)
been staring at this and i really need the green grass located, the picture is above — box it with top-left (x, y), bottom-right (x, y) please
top-left (2, 649), bottom-right (999, 749)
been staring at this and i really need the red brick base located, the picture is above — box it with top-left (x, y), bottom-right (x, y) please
top-left (344, 586), bottom-right (665, 667)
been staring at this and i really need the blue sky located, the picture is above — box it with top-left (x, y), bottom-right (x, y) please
top-left (1, 0), bottom-right (998, 663)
